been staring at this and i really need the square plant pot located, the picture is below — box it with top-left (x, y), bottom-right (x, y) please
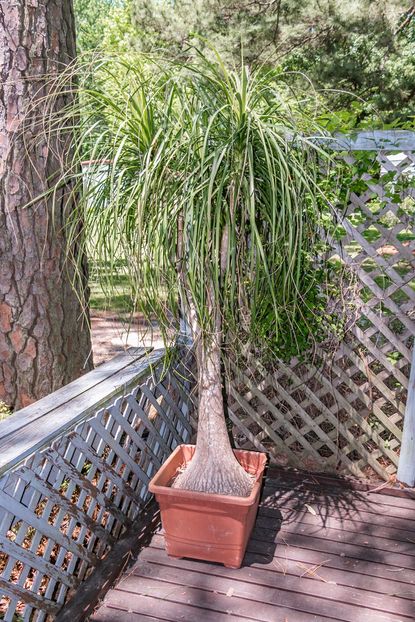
top-left (149, 444), bottom-right (267, 569)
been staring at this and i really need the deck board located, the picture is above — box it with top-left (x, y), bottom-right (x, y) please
top-left (91, 470), bottom-right (415, 621)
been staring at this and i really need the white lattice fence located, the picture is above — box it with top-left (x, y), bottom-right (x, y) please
top-left (0, 347), bottom-right (195, 622)
top-left (229, 136), bottom-right (415, 481)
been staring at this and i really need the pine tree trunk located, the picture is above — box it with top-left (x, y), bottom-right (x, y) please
top-left (0, 0), bottom-right (92, 410)
top-left (173, 335), bottom-right (253, 497)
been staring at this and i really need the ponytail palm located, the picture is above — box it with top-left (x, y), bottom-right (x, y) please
top-left (44, 51), bottom-right (330, 495)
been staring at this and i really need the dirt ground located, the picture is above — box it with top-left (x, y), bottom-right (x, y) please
top-left (90, 311), bottom-right (163, 365)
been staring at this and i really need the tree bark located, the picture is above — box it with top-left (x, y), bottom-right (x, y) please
top-left (0, 0), bottom-right (92, 410)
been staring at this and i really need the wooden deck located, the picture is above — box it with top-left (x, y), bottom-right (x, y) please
top-left (91, 469), bottom-right (415, 622)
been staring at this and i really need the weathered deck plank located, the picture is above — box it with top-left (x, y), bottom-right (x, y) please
top-left (137, 546), bottom-right (413, 618)
top-left (91, 470), bottom-right (415, 622)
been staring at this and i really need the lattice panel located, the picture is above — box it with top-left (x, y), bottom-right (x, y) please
top-left (0, 353), bottom-right (195, 622)
top-left (229, 150), bottom-right (415, 481)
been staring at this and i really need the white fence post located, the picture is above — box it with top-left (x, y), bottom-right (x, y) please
top-left (397, 347), bottom-right (415, 486)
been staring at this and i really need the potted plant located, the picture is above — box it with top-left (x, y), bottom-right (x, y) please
top-left (41, 49), bottom-right (329, 567)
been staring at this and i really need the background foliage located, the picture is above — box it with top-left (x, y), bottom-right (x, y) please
top-left (42, 51), bottom-right (342, 364)
top-left (74, 0), bottom-right (415, 126)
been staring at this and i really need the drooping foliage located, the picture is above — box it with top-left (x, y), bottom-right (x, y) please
top-left (40, 51), bottom-right (333, 363)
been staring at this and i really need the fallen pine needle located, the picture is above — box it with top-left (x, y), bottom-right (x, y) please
top-left (365, 475), bottom-right (396, 495)
top-left (296, 559), bottom-right (336, 584)
top-left (279, 535), bottom-right (290, 547)
top-left (272, 557), bottom-right (288, 575)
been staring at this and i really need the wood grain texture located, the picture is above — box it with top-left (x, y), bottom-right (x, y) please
top-left (0, 347), bottom-right (148, 440)
top-left (0, 348), bottom-right (162, 473)
top-left (91, 471), bottom-right (415, 622)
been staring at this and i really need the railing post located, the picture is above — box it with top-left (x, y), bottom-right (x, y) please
top-left (397, 347), bottom-right (415, 486)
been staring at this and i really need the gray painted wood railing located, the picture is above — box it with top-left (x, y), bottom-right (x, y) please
top-left (0, 347), bottom-right (195, 622)
top-left (315, 129), bottom-right (415, 151)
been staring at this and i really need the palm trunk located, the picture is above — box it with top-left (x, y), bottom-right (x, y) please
top-left (173, 325), bottom-right (253, 496)
top-left (174, 184), bottom-right (252, 496)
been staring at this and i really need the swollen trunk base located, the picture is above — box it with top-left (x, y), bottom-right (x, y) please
top-left (171, 445), bottom-right (254, 496)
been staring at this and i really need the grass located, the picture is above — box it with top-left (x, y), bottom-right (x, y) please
top-left (89, 261), bottom-right (134, 313)
top-left (89, 277), bottom-right (132, 312)
top-left (0, 401), bottom-right (12, 420)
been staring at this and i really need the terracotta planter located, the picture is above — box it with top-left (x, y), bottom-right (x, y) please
top-left (149, 444), bottom-right (267, 569)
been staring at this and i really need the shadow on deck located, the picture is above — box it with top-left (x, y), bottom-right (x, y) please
top-left (90, 469), bottom-right (415, 622)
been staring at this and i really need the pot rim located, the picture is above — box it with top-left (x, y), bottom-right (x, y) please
top-left (149, 444), bottom-right (267, 506)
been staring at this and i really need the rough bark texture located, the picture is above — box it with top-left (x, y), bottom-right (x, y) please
top-left (173, 337), bottom-right (253, 496)
top-left (0, 0), bottom-right (92, 410)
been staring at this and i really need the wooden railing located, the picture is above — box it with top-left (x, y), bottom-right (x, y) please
top-left (0, 347), bottom-right (195, 622)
